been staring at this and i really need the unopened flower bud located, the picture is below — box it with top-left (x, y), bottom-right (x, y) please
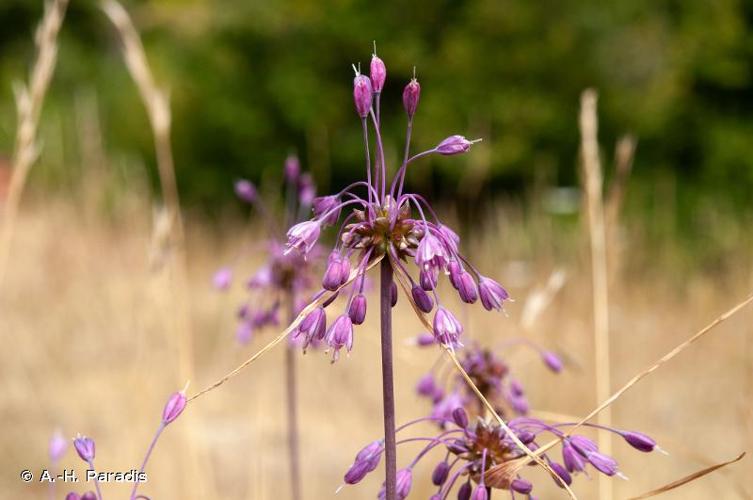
top-left (415, 332), bottom-right (435, 346)
top-left (353, 73), bottom-right (372, 118)
top-left (65, 493), bottom-right (80, 500)
top-left (431, 461), bottom-right (450, 485)
top-left (457, 482), bottom-right (472, 500)
top-left (448, 261), bottom-right (463, 290)
top-left (511, 478), bottom-right (533, 494)
top-left (435, 135), bottom-right (481, 156)
top-left (471, 484), bottom-right (488, 500)
top-left (348, 294), bottom-right (367, 325)
top-left (549, 461), bottom-right (573, 487)
top-left (344, 440), bottom-right (383, 484)
top-left (621, 430), bottom-right (656, 453)
top-left (80, 493), bottom-right (97, 500)
top-left (542, 351), bottom-right (563, 373)
top-left (370, 51), bottom-right (386, 93)
top-left (411, 284), bottom-right (434, 313)
top-left (212, 267), bottom-right (232, 291)
top-left (234, 179), bottom-right (256, 203)
top-left (73, 435), bottom-right (95, 462)
top-left (452, 407), bottom-right (469, 428)
top-left (416, 373), bottom-right (436, 397)
top-left (586, 451), bottom-right (620, 477)
top-left (457, 271), bottom-right (478, 304)
top-left (162, 390), bottom-right (187, 425)
top-left (402, 77), bottom-right (420, 118)
top-left (298, 172), bottom-right (316, 206)
top-left (312, 195), bottom-right (340, 226)
top-left (323, 253), bottom-right (346, 291)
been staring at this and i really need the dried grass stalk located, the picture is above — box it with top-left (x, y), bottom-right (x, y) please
top-left (0, 0), bottom-right (69, 290)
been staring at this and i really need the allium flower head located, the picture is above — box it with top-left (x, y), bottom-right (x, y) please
top-left (73, 435), bottom-right (95, 462)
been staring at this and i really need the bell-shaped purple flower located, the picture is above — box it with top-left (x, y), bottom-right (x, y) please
top-left (323, 252), bottom-right (348, 291)
top-left (312, 195), bottom-right (341, 226)
top-left (73, 435), bottom-right (95, 462)
top-left (433, 306), bottom-right (463, 347)
top-left (379, 467), bottom-right (412, 500)
top-left (234, 179), bottom-right (257, 203)
top-left (162, 390), bottom-right (187, 425)
top-left (586, 451), bottom-right (620, 477)
top-left (415, 232), bottom-right (449, 273)
top-left (326, 314), bottom-right (354, 361)
top-left (562, 441), bottom-right (587, 473)
top-left (298, 306), bottom-right (327, 344)
top-left (549, 461), bottom-right (573, 486)
top-left (402, 78), bottom-right (420, 118)
top-left (344, 440), bottom-right (383, 484)
top-left (471, 484), bottom-right (488, 500)
top-left (570, 435), bottom-right (598, 456)
top-left (457, 271), bottom-right (478, 304)
top-left (448, 261), bottom-right (463, 290)
top-left (411, 284), bottom-right (434, 313)
top-left (285, 220), bottom-right (321, 256)
top-left (435, 135), bottom-right (481, 156)
top-left (419, 268), bottom-right (438, 291)
top-left (478, 276), bottom-right (510, 311)
top-left (353, 73), bottom-right (372, 118)
top-left (348, 294), bottom-right (367, 325)
top-left (370, 53), bottom-right (386, 93)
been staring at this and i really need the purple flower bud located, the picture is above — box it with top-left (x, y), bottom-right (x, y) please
top-left (510, 379), bottom-right (525, 397)
top-left (298, 172), bottom-right (316, 206)
top-left (162, 390), bottom-right (187, 425)
top-left (212, 267), bottom-right (232, 291)
top-left (415, 332), bottom-right (436, 346)
top-left (433, 306), bottom-right (463, 347)
top-left (323, 252), bottom-right (346, 291)
top-left (411, 284), bottom-right (434, 313)
top-left (471, 485), bottom-right (488, 500)
top-left (446, 438), bottom-right (469, 455)
top-left (284, 154), bottom-right (300, 182)
top-left (448, 261), bottom-right (463, 290)
top-left (73, 435), bottom-right (95, 462)
top-left (65, 493), bottom-right (80, 500)
top-left (370, 53), bottom-right (386, 93)
top-left (562, 442), bottom-right (586, 473)
top-left (478, 276), bottom-right (510, 311)
top-left (452, 407), bottom-right (469, 428)
top-left (236, 321), bottom-right (253, 344)
top-left (390, 281), bottom-right (398, 307)
top-left (49, 430), bottom-right (67, 462)
top-left (586, 451), bottom-right (620, 476)
top-left (457, 271), bottom-right (478, 304)
top-left (438, 224), bottom-right (461, 252)
top-left (511, 478), bottom-right (533, 494)
top-left (378, 468), bottom-right (412, 500)
top-left (420, 268), bottom-right (438, 291)
top-left (326, 314), bottom-right (354, 361)
top-left (353, 73), bottom-right (372, 118)
top-left (549, 461), bottom-right (573, 486)
top-left (621, 431), bottom-right (656, 453)
top-left (285, 220), bottom-right (321, 256)
top-left (80, 493), bottom-right (97, 500)
top-left (517, 430), bottom-right (535, 444)
top-left (457, 482), bottom-right (472, 500)
top-left (402, 78), bottom-right (420, 118)
top-left (234, 179), bottom-right (256, 203)
top-left (348, 294), bottom-right (367, 325)
top-left (541, 351), bottom-right (563, 373)
top-left (432, 461), bottom-right (450, 485)
top-left (435, 135), bottom-right (481, 156)
top-left (510, 394), bottom-right (529, 414)
top-left (312, 195), bottom-right (340, 226)
top-left (416, 373), bottom-right (437, 397)
top-left (344, 440), bottom-right (383, 484)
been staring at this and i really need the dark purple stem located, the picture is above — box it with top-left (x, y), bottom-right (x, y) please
top-left (380, 258), bottom-right (397, 500)
top-left (285, 296), bottom-right (302, 500)
top-left (130, 423), bottom-right (165, 499)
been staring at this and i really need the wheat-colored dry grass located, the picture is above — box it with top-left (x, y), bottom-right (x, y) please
top-left (1, 187), bottom-right (751, 499)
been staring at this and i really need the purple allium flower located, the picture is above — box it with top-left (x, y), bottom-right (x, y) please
top-left (411, 284), bottom-right (434, 313)
top-left (312, 195), bottom-right (340, 226)
top-left (432, 461), bottom-right (450, 485)
top-left (80, 493), bottom-right (97, 500)
top-left (435, 135), bottom-right (482, 156)
top-left (549, 461), bottom-right (573, 486)
top-left (585, 451), bottom-right (621, 477)
top-left (348, 294), bottom-right (367, 325)
top-left (414, 332), bottom-right (436, 346)
top-left (452, 407), bottom-right (469, 428)
top-left (295, 306), bottom-right (327, 349)
top-left (419, 268), bottom-right (438, 291)
top-left (471, 485), bottom-right (488, 500)
top-left (415, 231), bottom-right (450, 273)
top-left (378, 467), bottom-right (412, 500)
top-left (353, 71), bottom-right (372, 118)
top-left (431, 391), bottom-right (466, 422)
top-left (344, 440), bottom-right (383, 484)
top-left (285, 220), bottom-right (321, 256)
top-left (433, 307), bottom-right (463, 347)
top-left (234, 179), bottom-right (257, 203)
top-left (325, 314), bottom-right (354, 362)
top-left (478, 276), bottom-right (510, 311)
top-left (457, 270), bottom-right (479, 304)
top-left (284, 154), bottom-right (301, 182)
top-left (541, 351), bottom-right (564, 373)
top-left (162, 390), bottom-right (187, 425)
top-left (402, 77), bottom-right (420, 118)
top-left (65, 493), bottom-right (80, 500)
top-left (370, 50), bottom-right (387, 93)
top-left (457, 482), bottom-right (472, 500)
top-left (621, 430), bottom-right (657, 453)
top-left (212, 267), bottom-right (233, 291)
top-left (562, 441), bottom-right (587, 473)
top-left (73, 435), bottom-right (95, 462)
top-left (416, 373), bottom-right (438, 397)
top-left (49, 430), bottom-right (67, 462)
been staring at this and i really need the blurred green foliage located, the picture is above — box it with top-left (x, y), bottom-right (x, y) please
top-left (1, 0), bottom-right (752, 227)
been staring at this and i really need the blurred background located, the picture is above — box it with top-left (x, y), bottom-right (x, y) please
top-left (1, 0), bottom-right (752, 498)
